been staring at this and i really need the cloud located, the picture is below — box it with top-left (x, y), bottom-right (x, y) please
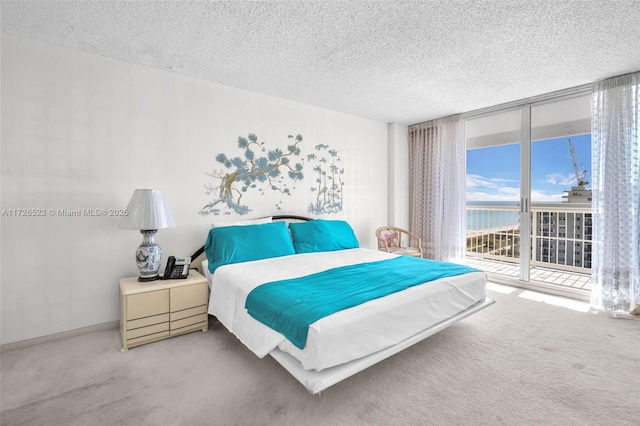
top-left (545, 172), bottom-right (577, 186)
top-left (467, 173), bottom-right (567, 203)
top-left (467, 188), bottom-right (566, 203)
top-left (467, 173), bottom-right (520, 202)
top-left (530, 189), bottom-right (565, 203)
top-left (466, 174), bottom-right (517, 189)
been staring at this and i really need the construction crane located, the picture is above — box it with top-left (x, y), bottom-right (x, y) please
top-left (567, 139), bottom-right (589, 187)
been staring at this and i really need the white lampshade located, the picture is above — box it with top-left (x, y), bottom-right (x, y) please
top-left (120, 189), bottom-right (176, 230)
top-left (120, 189), bottom-right (175, 281)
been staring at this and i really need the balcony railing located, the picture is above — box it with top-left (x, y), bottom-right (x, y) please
top-left (467, 204), bottom-right (592, 274)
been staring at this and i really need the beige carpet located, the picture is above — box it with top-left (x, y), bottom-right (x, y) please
top-left (2, 285), bottom-right (639, 426)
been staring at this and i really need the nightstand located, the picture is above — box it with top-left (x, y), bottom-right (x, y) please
top-left (119, 269), bottom-right (209, 352)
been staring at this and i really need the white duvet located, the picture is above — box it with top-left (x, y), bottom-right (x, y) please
top-left (204, 248), bottom-right (486, 372)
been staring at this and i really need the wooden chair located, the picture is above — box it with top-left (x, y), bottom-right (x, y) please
top-left (375, 226), bottom-right (423, 258)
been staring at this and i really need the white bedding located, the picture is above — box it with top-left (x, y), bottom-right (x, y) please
top-left (204, 248), bottom-right (487, 372)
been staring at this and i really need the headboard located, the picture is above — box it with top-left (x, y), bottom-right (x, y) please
top-left (189, 215), bottom-right (311, 274)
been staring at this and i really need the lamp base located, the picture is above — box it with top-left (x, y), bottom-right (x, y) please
top-left (138, 275), bottom-right (160, 282)
top-left (136, 230), bottom-right (162, 281)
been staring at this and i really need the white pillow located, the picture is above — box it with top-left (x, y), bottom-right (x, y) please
top-left (208, 216), bottom-right (272, 229)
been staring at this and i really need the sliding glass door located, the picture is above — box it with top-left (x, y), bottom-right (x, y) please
top-left (466, 109), bottom-right (524, 279)
top-left (465, 93), bottom-right (592, 294)
top-left (529, 96), bottom-right (592, 290)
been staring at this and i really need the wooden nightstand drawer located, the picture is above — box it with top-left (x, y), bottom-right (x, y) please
top-left (171, 305), bottom-right (207, 322)
top-left (127, 313), bottom-right (170, 330)
top-left (128, 330), bottom-right (170, 346)
top-left (120, 270), bottom-right (209, 352)
top-left (171, 313), bottom-right (208, 332)
top-left (170, 283), bottom-right (207, 312)
top-left (127, 322), bottom-right (170, 340)
top-left (127, 289), bottom-right (169, 320)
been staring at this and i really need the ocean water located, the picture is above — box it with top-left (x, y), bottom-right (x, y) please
top-left (466, 201), bottom-right (520, 231)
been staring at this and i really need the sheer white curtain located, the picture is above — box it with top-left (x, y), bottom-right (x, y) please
top-left (591, 71), bottom-right (640, 315)
top-left (409, 115), bottom-right (466, 262)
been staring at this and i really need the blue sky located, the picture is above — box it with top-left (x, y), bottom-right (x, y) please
top-left (466, 134), bottom-right (592, 203)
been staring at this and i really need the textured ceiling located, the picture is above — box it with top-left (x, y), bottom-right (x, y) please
top-left (2, 1), bottom-right (640, 124)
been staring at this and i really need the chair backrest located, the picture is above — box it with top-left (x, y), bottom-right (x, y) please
top-left (376, 227), bottom-right (402, 248)
top-left (375, 226), bottom-right (422, 253)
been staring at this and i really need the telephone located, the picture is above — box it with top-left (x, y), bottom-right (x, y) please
top-left (163, 256), bottom-right (191, 280)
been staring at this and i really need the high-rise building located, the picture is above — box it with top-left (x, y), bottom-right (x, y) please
top-left (562, 185), bottom-right (593, 203)
top-left (534, 185), bottom-right (592, 269)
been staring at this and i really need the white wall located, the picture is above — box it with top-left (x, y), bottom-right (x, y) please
top-left (387, 123), bottom-right (409, 229)
top-left (0, 34), bottom-right (390, 344)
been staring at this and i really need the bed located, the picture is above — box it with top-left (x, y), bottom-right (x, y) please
top-left (190, 215), bottom-right (494, 394)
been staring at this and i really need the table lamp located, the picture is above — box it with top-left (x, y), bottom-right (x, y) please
top-left (120, 189), bottom-right (176, 281)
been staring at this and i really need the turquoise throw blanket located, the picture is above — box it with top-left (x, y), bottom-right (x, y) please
top-left (245, 256), bottom-right (480, 349)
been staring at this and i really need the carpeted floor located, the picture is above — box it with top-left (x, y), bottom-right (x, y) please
top-left (1, 285), bottom-right (639, 426)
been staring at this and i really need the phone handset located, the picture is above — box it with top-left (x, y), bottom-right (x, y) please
top-left (163, 256), bottom-right (191, 280)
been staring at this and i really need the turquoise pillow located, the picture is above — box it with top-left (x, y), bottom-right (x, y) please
top-left (289, 220), bottom-right (359, 253)
top-left (205, 222), bottom-right (295, 274)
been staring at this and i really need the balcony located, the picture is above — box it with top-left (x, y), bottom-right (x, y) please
top-left (466, 204), bottom-right (592, 293)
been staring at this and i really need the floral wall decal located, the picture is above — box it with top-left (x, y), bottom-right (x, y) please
top-left (200, 134), bottom-right (304, 216)
top-left (200, 133), bottom-right (344, 216)
top-left (307, 144), bottom-right (344, 214)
